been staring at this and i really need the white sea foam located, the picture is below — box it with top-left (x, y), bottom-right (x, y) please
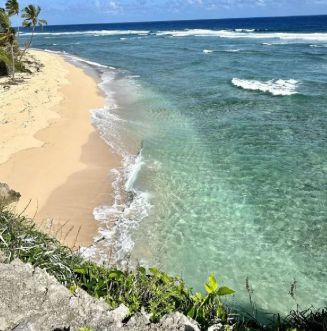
top-left (81, 151), bottom-right (152, 265)
top-left (63, 58), bottom-right (153, 265)
top-left (67, 55), bottom-right (109, 69)
top-left (225, 49), bottom-right (241, 52)
top-left (43, 49), bottom-right (67, 55)
top-left (203, 49), bottom-right (213, 53)
top-left (21, 30), bottom-right (149, 37)
top-left (309, 44), bottom-right (327, 48)
top-left (23, 28), bottom-right (327, 43)
top-left (43, 49), bottom-right (110, 70)
top-left (232, 78), bottom-right (299, 96)
top-left (156, 29), bottom-right (327, 42)
top-left (45, 51), bottom-right (150, 265)
top-left (235, 28), bottom-right (255, 32)
top-left (125, 152), bottom-right (144, 191)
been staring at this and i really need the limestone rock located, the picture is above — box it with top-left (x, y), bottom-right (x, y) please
top-left (156, 312), bottom-right (200, 331)
top-left (0, 260), bottom-right (122, 330)
top-left (124, 312), bottom-right (200, 331)
top-left (0, 260), bottom-right (201, 331)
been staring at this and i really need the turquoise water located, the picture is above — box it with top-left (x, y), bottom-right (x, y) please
top-left (26, 16), bottom-right (327, 315)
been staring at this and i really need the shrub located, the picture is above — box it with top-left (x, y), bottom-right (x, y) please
top-left (1, 207), bottom-right (326, 330)
top-left (0, 208), bottom-right (235, 329)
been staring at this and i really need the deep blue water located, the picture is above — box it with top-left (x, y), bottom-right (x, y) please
top-left (25, 15), bottom-right (327, 33)
top-left (22, 15), bottom-right (327, 316)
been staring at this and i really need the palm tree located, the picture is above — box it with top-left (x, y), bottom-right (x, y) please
top-left (20, 5), bottom-right (47, 61)
top-left (5, 0), bottom-right (20, 43)
top-left (0, 10), bottom-right (16, 80)
top-left (5, 0), bottom-right (19, 17)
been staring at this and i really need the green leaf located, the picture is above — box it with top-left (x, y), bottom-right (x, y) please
top-left (149, 267), bottom-right (160, 275)
top-left (217, 286), bottom-right (235, 296)
top-left (108, 270), bottom-right (124, 280)
top-left (205, 274), bottom-right (218, 294)
top-left (216, 304), bottom-right (227, 320)
top-left (74, 267), bottom-right (87, 275)
top-left (187, 306), bottom-right (196, 319)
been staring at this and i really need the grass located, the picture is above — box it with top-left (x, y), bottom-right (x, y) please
top-left (0, 207), bottom-right (326, 331)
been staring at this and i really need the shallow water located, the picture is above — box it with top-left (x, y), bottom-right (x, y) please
top-left (26, 15), bottom-right (327, 315)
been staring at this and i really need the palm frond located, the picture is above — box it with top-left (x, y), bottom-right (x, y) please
top-left (38, 18), bottom-right (47, 27)
top-left (21, 5), bottom-right (44, 28)
top-left (0, 10), bottom-right (11, 31)
top-left (5, 0), bottom-right (19, 17)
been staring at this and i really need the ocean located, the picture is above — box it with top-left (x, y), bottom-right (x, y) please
top-left (21, 15), bottom-right (327, 316)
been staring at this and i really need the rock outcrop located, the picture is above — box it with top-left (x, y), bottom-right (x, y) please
top-left (0, 260), bottom-right (200, 331)
top-left (0, 183), bottom-right (21, 207)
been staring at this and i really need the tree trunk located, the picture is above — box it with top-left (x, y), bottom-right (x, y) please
top-left (17, 25), bottom-right (20, 45)
top-left (19, 26), bottom-right (35, 62)
top-left (10, 44), bottom-right (15, 81)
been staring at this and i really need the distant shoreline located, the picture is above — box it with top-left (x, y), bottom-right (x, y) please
top-left (0, 49), bottom-right (120, 248)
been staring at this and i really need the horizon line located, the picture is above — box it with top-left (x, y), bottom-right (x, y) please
top-left (38, 13), bottom-right (327, 28)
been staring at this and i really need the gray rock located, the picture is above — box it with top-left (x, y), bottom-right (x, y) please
top-left (0, 183), bottom-right (21, 207)
top-left (156, 312), bottom-right (200, 331)
top-left (0, 260), bottom-right (201, 331)
top-left (124, 312), bottom-right (200, 331)
top-left (123, 313), bottom-right (151, 329)
top-left (0, 260), bottom-right (124, 331)
top-left (0, 250), bottom-right (7, 263)
top-left (207, 324), bottom-right (224, 331)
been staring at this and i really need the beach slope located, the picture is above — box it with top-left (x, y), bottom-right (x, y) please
top-left (0, 50), bottom-right (119, 247)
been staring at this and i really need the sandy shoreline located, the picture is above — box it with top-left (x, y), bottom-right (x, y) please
top-left (0, 50), bottom-right (120, 247)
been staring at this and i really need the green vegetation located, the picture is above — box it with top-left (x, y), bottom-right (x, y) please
top-left (20, 4), bottom-right (47, 61)
top-left (0, 207), bottom-right (326, 330)
top-left (0, 0), bottom-right (46, 80)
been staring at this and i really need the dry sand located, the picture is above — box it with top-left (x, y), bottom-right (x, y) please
top-left (0, 50), bottom-right (120, 247)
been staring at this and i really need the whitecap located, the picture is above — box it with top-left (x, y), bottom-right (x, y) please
top-left (309, 44), bottom-right (327, 48)
top-left (231, 78), bottom-right (299, 96)
top-left (203, 49), bottom-right (213, 53)
top-left (225, 49), bottom-right (241, 52)
top-left (156, 29), bottom-right (327, 42)
top-left (21, 30), bottom-right (149, 37)
top-left (235, 28), bottom-right (255, 32)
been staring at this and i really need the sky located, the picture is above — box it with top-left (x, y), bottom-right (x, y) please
top-left (2, 0), bottom-right (327, 25)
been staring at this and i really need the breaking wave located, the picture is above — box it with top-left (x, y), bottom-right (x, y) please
top-left (22, 28), bottom-right (327, 44)
top-left (21, 30), bottom-right (149, 37)
top-left (56, 55), bottom-right (153, 265)
top-left (156, 29), bottom-right (327, 42)
top-left (232, 78), bottom-right (299, 96)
